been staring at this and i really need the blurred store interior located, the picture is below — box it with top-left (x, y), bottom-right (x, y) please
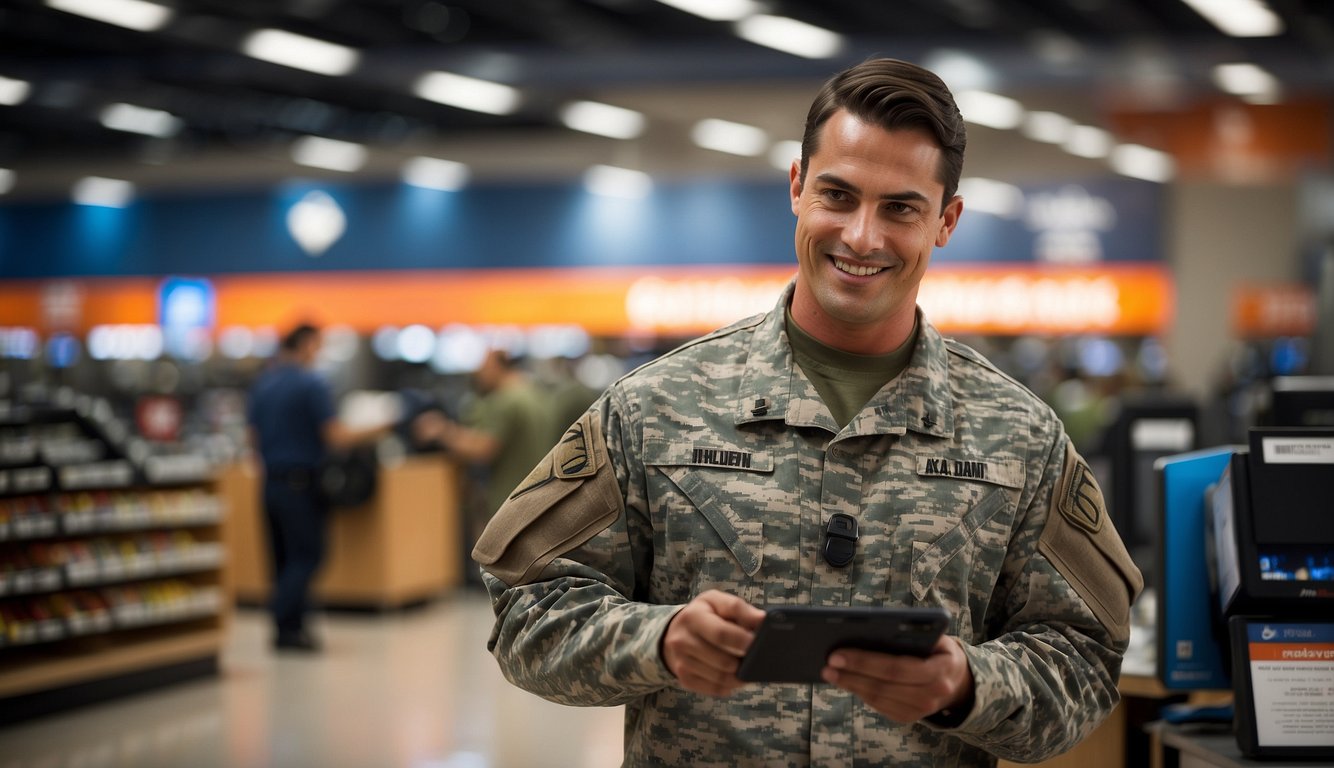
top-left (1, 0), bottom-right (1333, 765)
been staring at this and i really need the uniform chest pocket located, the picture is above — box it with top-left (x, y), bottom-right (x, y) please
top-left (891, 487), bottom-right (1014, 640)
top-left (907, 488), bottom-right (1008, 597)
top-left (644, 440), bottom-right (773, 580)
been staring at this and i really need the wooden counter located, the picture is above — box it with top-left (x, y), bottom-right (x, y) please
top-left (220, 455), bottom-right (464, 608)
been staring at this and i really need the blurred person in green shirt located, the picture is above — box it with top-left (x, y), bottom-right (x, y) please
top-left (415, 349), bottom-right (554, 550)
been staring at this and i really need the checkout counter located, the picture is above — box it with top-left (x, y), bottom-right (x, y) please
top-left (219, 454), bottom-right (465, 608)
top-left (1153, 725), bottom-right (1328, 768)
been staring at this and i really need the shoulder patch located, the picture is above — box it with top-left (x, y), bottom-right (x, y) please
top-left (1038, 442), bottom-right (1144, 647)
top-left (509, 411), bottom-right (601, 501)
top-left (472, 409), bottom-right (623, 585)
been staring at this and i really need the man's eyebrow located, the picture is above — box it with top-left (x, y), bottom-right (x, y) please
top-left (813, 172), bottom-right (931, 204)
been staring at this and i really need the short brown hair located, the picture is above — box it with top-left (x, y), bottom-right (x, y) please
top-left (799, 58), bottom-right (967, 211)
top-left (281, 323), bottom-right (320, 352)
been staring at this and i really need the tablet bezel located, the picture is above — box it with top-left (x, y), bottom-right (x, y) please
top-left (737, 605), bottom-right (951, 684)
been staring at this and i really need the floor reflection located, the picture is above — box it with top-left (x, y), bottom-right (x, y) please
top-left (0, 593), bottom-right (624, 768)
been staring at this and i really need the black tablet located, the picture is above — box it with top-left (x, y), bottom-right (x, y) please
top-left (737, 605), bottom-right (951, 683)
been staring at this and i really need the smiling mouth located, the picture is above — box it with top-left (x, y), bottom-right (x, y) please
top-left (832, 257), bottom-right (885, 277)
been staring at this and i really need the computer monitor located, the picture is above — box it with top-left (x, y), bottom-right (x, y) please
top-left (1267, 376), bottom-right (1334, 428)
top-left (1154, 446), bottom-right (1236, 690)
top-left (1105, 393), bottom-right (1199, 580)
top-left (1208, 428), bottom-right (1334, 617)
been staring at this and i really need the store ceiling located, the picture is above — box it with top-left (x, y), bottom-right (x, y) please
top-left (0, 0), bottom-right (1331, 201)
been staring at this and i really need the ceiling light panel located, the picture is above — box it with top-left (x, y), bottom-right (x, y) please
top-left (691, 118), bottom-right (768, 156)
top-left (1179, 0), bottom-right (1283, 37)
top-left (957, 177), bottom-right (1025, 218)
top-left (1063, 125), bottom-right (1112, 159)
top-left (45, 0), bottom-right (172, 32)
top-left (241, 29), bottom-right (360, 76)
top-left (100, 103), bottom-right (183, 138)
top-left (955, 90), bottom-right (1024, 130)
top-left (1021, 111), bottom-right (1074, 144)
top-left (560, 101), bottom-right (646, 140)
top-left (291, 136), bottom-right (367, 172)
top-left (72, 176), bottom-right (135, 207)
top-left (584, 165), bottom-right (652, 199)
top-left (1109, 144), bottom-right (1175, 183)
top-left (0, 169), bottom-right (13, 196)
top-left (768, 140), bottom-right (802, 172)
top-left (414, 71), bottom-right (521, 116)
top-left (402, 156), bottom-right (470, 191)
top-left (1213, 62), bottom-right (1280, 98)
top-left (653, 0), bottom-right (760, 22)
top-left (0, 76), bottom-right (31, 106)
top-left (734, 15), bottom-right (843, 59)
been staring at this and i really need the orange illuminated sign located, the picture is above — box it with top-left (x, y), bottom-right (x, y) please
top-left (0, 263), bottom-right (1174, 338)
top-left (921, 264), bottom-right (1174, 336)
top-left (1232, 284), bottom-right (1316, 338)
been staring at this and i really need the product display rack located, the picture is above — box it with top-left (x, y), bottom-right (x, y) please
top-left (0, 398), bottom-right (227, 726)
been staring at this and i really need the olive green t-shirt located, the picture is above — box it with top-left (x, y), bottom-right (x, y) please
top-left (466, 380), bottom-right (555, 521)
top-left (785, 308), bottom-right (918, 430)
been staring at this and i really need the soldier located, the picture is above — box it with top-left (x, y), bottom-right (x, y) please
top-left (472, 58), bottom-right (1143, 766)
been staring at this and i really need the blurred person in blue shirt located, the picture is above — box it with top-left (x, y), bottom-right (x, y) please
top-left (247, 323), bottom-right (390, 651)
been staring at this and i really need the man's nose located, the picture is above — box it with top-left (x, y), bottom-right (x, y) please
top-left (841, 206), bottom-right (881, 256)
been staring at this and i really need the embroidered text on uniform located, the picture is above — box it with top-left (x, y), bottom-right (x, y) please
top-left (923, 457), bottom-right (988, 480)
top-left (692, 448), bottom-right (753, 468)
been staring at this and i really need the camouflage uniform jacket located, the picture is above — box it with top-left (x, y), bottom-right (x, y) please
top-left (474, 283), bottom-right (1143, 767)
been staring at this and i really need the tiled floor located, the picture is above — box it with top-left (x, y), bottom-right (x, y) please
top-left (0, 592), bottom-right (625, 768)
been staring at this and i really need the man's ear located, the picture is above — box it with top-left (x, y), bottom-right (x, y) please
top-left (935, 195), bottom-right (964, 248)
top-left (789, 159), bottom-right (802, 217)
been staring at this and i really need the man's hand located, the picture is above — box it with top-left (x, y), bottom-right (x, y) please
top-left (821, 635), bottom-right (974, 723)
top-left (411, 411), bottom-right (452, 444)
top-left (661, 590), bottom-right (766, 697)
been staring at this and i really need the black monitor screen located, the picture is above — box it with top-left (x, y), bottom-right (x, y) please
top-left (1235, 428), bottom-right (1334, 608)
top-left (1268, 376), bottom-right (1334, 428)
top-left (1258, 546), bottom-right (1334, 583)
top-left (1105, 394), bottom-right (1199, 579)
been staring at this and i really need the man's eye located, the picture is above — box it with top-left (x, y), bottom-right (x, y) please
top-left (887, 202), bottom-right (916, 215)
top-left (822, 189), bottom-right (849, 203)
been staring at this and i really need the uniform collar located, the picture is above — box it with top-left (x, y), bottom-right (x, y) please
top-left (856, 316), bottom-right (955, 438)
top-left (735, 281), bottom-right (955, 439)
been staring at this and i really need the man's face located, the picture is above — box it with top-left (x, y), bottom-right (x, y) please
top-left (789, 110), bottom-right (962, 352)
top-left (473, 352), bottom-right (504, 393)
top-left (298, 333), bottom-right (323, 366)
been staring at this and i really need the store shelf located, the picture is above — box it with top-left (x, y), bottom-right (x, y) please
top-left (1, 583), bottom-right (223, 648)
top-left (0, 400), bottom-right (229, 720)
top-left (0, 625), bottom-right (223, 699)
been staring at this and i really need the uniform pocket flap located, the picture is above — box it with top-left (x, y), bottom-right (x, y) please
top-left (911, 488), bottom-right (1010, 602)
top-left (662, 465), bottom-right (763, 576)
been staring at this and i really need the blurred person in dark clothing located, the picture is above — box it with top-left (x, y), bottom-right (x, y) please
top-left (247, 323), bottom-right (391, 651)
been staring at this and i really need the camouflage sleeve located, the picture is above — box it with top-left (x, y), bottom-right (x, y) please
top-left (472, 387), bottom-right (680, 706)
top-left (932, 426), bottom-right (1143, 761)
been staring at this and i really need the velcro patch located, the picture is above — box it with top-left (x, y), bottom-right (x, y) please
top-left (916, 455), bottom-right (1023, 488)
